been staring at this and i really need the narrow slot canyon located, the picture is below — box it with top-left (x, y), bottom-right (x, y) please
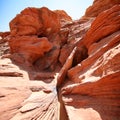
top-left (0, 0), bottom-right (120, 120)
top-left (57, 88), bottom-right (69, 120)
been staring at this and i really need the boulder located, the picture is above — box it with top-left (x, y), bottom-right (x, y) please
top-left (9, 7), bottom-right (72, 69)
top-left (10, 7), bottom-right (61, 36)
top-left (9, 36), bottom-right (52, 65)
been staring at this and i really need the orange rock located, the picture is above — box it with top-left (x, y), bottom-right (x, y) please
top-left (1, 1), bottom-right (120, 120)
top-left (85, 0), bottom-right (120, 17)
top-left (62, 14), bottom-right (120, 120)
top-left (0, 58), bottom-right (58, 120)
top-left (61, 3), bottom-right (120, 120)
top-left (0, 31), bottom-right (10, 38)
top-left (34, 46), bottom-right (60, 71)
top-left (34, 28), bottom-right (69, 71)
top-left (57, 47), bottom-right (77, 87)
top-left (9, 36), bottom-right (52, 65)
top-left (10, 7), bottom-right (61, 36)
top-left (62, 33), bottom-right (120, 119)
top-left (0, 32), bottom-right (10, 56)
top-left (59, 44), bottom-right (74, 65)
top-left (68, 31), bottom-right (120, 82)
top-left (83, 5), bottom-right (120, 49)
top-left (54, 10), bottom-right (72, 21)
top-left (62, 72), bottom-right (120, 120)
top-left (59, 18), bottom-right (93, 66)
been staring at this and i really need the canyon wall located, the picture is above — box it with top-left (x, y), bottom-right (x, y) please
top-left (0, 0), bottom-right (120, 120)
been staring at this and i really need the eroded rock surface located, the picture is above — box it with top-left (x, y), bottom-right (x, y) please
top-left (10, 7), bottom-right (61, 36)
top-left (61, 2), bottom-right (120, 120)
top-left (0, 0), bottom-right (120, 120)
top-left (9, 36), bottom-right (53, 65)
top-left (83, 5), bottom-right (120, 49)
top-left (0, 32), bottom-right (10, 56)
top-left (85, 0), bottom-right (120, 17)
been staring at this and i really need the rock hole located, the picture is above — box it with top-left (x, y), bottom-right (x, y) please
top-left (72, 45), bottom-right (88, 66)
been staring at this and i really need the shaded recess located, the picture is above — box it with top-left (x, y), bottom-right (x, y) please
top-left (0, 0), bottom-right (120, 120)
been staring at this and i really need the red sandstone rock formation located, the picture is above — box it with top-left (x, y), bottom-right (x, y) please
top-left (54, 10), bottom-right (72, 22)
top-left (9, 36), bottom-right (52, 65)
top-left (0, 32), bottom-right (10, 56)
top-left (62, 3), bottom-right (120, 120)
top-left (0, 31), bottom-right (10, 38)
top-left (9, 7), bottom-right (72, 70)
top-left (83, 5), bottom-right (120, 49)
top-left (85, 0), bottom-right (120, 17)
top-left (10, 7), bottom-right (61, 36)
top-left (0, 0), bottom-right (120, 120)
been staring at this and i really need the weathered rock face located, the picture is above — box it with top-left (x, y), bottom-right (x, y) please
top-left (9, 7), bottom-right (72, 69)
top-left (54, 10), bottom-right (72, 22)
top-left (0, 32), bottom-right (10, 56)
top-left (83, 5), bottom-right (120, 49)
top-left (62, 2), bottom-right (120, 120)
top-left (10, 7), bottom-right (61, 36)
top-left (1, 0), bottom-right (120, 120)
top-left (0, 32), bottom-right (10, 38)
top-left (9, 36), bottom-right (52, 65)
top-left (68, 31), bottom-right (120, 83)
top-left (59, 18), bottom-right (94, 66)
top-left (85, 0), bottom-right (120, 17)
top-left (0, 58), bottom-right (58, 120)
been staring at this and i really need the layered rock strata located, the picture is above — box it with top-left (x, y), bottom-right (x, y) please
top-left (0, 0), bottom-right (120, 120)
top-left (62, 4), bottom-right (120, 120)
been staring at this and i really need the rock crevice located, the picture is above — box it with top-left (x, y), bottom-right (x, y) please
top-left (0, 0), bottom-right (120, 120)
